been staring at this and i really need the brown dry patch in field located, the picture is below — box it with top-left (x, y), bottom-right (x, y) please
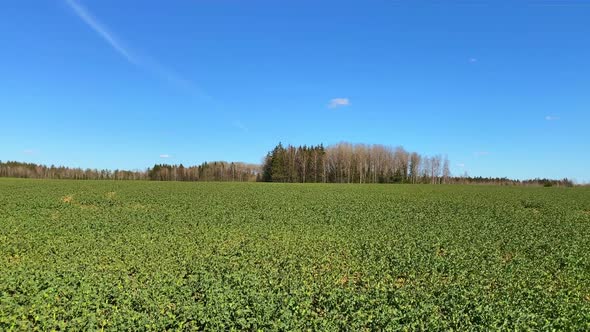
top-left (50, 211), bottom-right (60, 220)
top-left (584, 294), bottom-right (590, 302)
top-left (394, 276), bottom-right (406, 288)
top-left (436, 247), bottom-right (447, 257)
top-left (440, 275), bottom-right (451, 285)
top-left (61, 195), bottom-right (74, 203)
top-left (79, 204), bottom-right (99, 211)
top-left (127, 203), bottom-right (148, 211)
top-left (338, 274), bottom-right (349, 285)
top-left (7, 254), bottom-right (21, 265)
top-left (338, 272), bottom-right (361, 286)
top-left (582, 210), bottom-right (590, 215)
top-left (502, 252), bottom-right (514, 264)
top-left (60, 195), bottom-right (98, 211)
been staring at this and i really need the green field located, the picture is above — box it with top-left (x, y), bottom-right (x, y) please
top-left (1, 179), bottom-right (589, 330)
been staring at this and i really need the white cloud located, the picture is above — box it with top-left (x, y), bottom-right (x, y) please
top-left (159, 154), bottom-right (170, 158)
top-left (328, 98), bottom-right (350, 108)
top-left (457, 163), bottom-right (465, 168)
top-left (545, 115), bottom-right (560, 121)
top-left (474, 151), bottom-right (490, 157)
top-left (23, 149), bottom-right (35, 155)
top-left (469, 58), bottom-right (478, 63)
top-left (232, 120), bottom-right (248, 132)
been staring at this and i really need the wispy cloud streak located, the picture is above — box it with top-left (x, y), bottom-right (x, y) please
top-left (65, 0), bottom-right (206, 97)
top-left (65, 0), bottom-right (137, 64)
top-left (65, 0), bottom-right (250, 132)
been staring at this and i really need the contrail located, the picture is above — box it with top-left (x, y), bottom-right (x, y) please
top-left (64, 0), bottom-right (208, 98)
top-left (64, 0), bottom-right (248, 132)
top-left (64, 0), bottom-right (137, 64)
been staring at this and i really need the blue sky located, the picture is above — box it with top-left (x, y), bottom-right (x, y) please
top-left (1, 1), bottom-right (589, 182)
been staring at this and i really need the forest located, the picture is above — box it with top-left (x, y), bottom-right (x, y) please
top-left (0, 142), bottom-right (574, 186)
top-left (260, 143), bottom-right (449, 184)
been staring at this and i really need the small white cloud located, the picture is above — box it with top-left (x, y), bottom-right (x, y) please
top-left (232, 120), bottom-right (248, 132)
top-left (159, 154), bottom-right (170, 158)
top-left (545, 115), bottom-right (560, 121)
top-left (23, 149), bottom-right (35, 155)
top-left (469, 58), bottom-right (478, 63)
top-left (457, 163), bottom-right (465, 168)
top-left (328, 98), bottom-right (350, 108)
top-left (474, 151), bottom-right (490, 157)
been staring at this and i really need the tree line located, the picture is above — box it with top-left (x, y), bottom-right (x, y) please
top-left (147, 162), bottom-right (259, 182)
top-left (259, 142), bottom-right (574, 186)
top-left (0, 160), bottom-right (258, 182)
top-left (0, 142), bottom-right (576, 186)
top-left (0, 161), bottom-right (147, 180)
top-left (452, 176), bottom-right (574, 187)
top-left (261, 142), bottom-right (451, 184)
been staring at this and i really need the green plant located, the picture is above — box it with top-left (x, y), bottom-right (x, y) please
top-left (1, 179), bottom-right (589, 330)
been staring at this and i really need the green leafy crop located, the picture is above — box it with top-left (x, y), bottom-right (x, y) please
top-left (1, 179), bottom-right (589, 330)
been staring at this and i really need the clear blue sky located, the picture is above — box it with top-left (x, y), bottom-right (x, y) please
top-left (1, 1), bottom-right (589, 182)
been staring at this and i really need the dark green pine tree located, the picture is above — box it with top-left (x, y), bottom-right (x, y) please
top-left (270, 143), bottom-right (287, 182)
top-left (261, 153), bottom-right (273, 182)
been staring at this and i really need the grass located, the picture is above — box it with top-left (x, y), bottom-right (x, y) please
top-left (1, 178), bottom-right (590, 330)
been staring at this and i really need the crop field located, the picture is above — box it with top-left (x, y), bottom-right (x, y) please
top-left (1, 178), bottom-right (589, 330)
